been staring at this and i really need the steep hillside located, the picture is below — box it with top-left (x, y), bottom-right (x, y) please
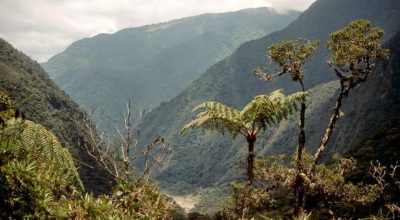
top-left (0, 38), bottom-right (112, 194)
top-left (42, 8), bottom-right (300, 119)
top-left (139, 0), bottom-right (400, 193)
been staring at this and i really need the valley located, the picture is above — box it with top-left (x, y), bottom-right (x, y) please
top-left (1, 0), bottom-right (400, 218)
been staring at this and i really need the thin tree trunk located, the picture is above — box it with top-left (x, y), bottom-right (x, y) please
top-left (312, 82), bottom-right (346, 173)
top-left (296, 80), bottom-right (306, 166)
top-left (294, 80), bottom-right (306, 215)
top-left (246, 135), bottom-right (256, 185)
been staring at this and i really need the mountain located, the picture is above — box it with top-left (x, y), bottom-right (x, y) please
top-left (139, 0), bottom-right (400, 193)
top-left (0, 38), bottom-right (112, 194)
top-left (42, 8), bottom-right (300, 120)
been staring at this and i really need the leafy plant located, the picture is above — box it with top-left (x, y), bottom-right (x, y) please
top-left (221, 182), bottom-right (275, 219)
top-left (2, 119), bottom-right (84, 193)
top-left (0, 119), bottom-right (83, 218)
top-left (60, 181), bottom-right (177, 219)
top-left (253, 152), bottom-right (384, 219)
top-left (181, 89), bottom-right (307, 185)
top-left (0, 91), bottom-right (14, 124)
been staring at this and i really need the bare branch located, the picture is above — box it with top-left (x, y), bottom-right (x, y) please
top-left (253, 67), bottom-right (286, 81)
top-left (389, 162), bottom-right (400, 187)
top-left (80, 101), bottom-right (173, 185)
top-left (369, 160), bottom-right (387, 187)
top-left (327, 62), bottom-right (345, 79)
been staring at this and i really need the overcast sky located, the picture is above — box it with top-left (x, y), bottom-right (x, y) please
top-left (0, 0), bottom-right (316, 62)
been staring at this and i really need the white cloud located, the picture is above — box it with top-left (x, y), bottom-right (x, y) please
top-left (265, 0), bottom-right (316, 13)
top-left (0, 0), bottom-right (315, 62)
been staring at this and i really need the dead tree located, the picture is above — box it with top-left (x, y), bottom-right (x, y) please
top-left (82, 100), bottom-right (173, 185)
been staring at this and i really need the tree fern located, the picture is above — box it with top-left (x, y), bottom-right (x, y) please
top-left (1, 119), bottom-right (84, 192)
top-left (181, 101), bottom-right (244, 138)
top-left (182, 89), bottom-right (307, 184)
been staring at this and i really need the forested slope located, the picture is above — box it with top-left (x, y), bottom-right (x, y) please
top-left (0, 38), bottom-right (111, 194)
top-left (139, 0), bottom-right (400, 192)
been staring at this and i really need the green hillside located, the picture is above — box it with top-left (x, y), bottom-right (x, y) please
top-left (0, 38), bottom-right (112, 194)
top-left (42, 8), bottom-right (300, 119)
top-left (345, 31), bottom-right (400, 179)
top-left (139, 0), bottom-right (400, 193)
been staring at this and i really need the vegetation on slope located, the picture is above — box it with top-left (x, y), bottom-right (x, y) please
top-left (0, 92), bottom-right (177, 219)
top-left (179, 19), bottom-right (398, 219)
top-left (345, 113), bottom-right (400, 211)
top-left (0, 94), bottom-right (82, 217)
top-left (139, 0), bottom-right (400, 194)
top-left (0, 37), bottom-right (112, 194)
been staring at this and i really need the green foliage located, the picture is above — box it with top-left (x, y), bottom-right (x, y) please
top-left (221, 183), bottom-right (276, 219)
top-left (252, 152), bottom-right (384, 219)
top-left (293, 211), bottom-right (312, 220)
top-left (327, 20), bottom-right (389, 68)
top-left (327, 19), bottom-right (389, 68)
top-left (0, 99), bottom-right (176, 218)
top-left (312, 19), bottom-right (389, 178)
top-left (182, 101), bottom-right (243, 138)
top-left (59, 182), bottom-right (177, 219)
top-left (0, 37), bottom-right (112, 193)
top-left (268, 39), bottom-right (319, 67)
top-left (181, 89), bottom-right (307, 216)
top-left (181, 89), bottom-right (307, 137)
top-left (311, 156), bottom-right (382, 206)
top-left (346, 113), bottom-right (400, 217)
top-left (2, 119), bottom-right (84, 192)
top-left (0, 120), bottom-right (83, 218)
top-left (254, 39), bottom-right (319, 81)
top-left (0, 91), bottom-right (14, 123)
top-left (0, 159), bottom-right (55, 218)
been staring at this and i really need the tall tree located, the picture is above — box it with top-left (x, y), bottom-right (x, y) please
top-left (253, 39), bottom-right (319, 214)
top-left (312, 19), bottom-right (389, 173)
top-left (181, 89), bottom-right (307, 185)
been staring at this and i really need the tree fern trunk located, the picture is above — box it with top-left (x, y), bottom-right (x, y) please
top-left (295, 80), bottom-right (306, 215)
top-left (246, 135), bottom-right (256, 185)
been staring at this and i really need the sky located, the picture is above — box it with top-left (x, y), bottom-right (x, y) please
top-left (0, 0), bottom-right (316, 62)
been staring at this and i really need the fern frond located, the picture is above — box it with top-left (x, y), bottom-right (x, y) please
top-left (274, 91), bottom-right (308, 120)
top-left (181, 89), bottom-right (306, 137)
top-left (181, 101), bottom-right (245, 137)
top-left (240, 96), bottom-right (275, 132)
top-left (2, 119), bottom-right (84, 192)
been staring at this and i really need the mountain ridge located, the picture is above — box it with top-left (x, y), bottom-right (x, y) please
top-left (42, 8), bottom-right (300, 120)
